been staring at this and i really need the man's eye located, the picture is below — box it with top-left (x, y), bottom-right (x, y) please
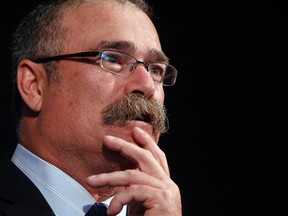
top-left (102, 54), bottom-right (118, 63)
top-left (150, 65), bottom-right (164, 76)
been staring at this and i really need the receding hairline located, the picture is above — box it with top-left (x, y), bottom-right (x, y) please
top-left (61, 0), bottom-right (153, 18)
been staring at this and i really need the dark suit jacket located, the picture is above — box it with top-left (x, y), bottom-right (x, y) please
top-left (0, 152), bottom-right (55, 216)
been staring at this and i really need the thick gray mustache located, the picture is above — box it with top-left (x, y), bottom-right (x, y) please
top-left (101, 94), bottom-right (169, 134)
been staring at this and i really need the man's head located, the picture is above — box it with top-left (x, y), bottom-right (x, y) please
top-left (11, 0), bottom-right (177, 187)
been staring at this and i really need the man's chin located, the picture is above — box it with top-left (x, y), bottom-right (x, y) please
top-left (126, 120), bottom-right (154, 134)
top-left (102, 144), bottom-right (137, 169)
top-left (107, 120), bottom-right (158, 140)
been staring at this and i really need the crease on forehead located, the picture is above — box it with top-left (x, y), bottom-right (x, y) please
top-left (95, 40), bottom-right (169, 63)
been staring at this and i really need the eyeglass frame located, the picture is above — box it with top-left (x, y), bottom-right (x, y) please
top-left (31, 50), bottom-right (178, 86)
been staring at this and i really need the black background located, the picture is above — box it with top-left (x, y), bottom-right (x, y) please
top-left (1, 1), bottom-right (285, 215)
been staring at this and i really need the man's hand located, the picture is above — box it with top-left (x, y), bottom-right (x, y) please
top-left (86, 127), bottom-right (182, 216)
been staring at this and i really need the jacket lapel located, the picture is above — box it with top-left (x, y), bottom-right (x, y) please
top-left (0, 153), bottom-right (55, 216)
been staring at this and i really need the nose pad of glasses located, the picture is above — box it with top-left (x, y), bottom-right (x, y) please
top-left (143, 62), bottom-right (150, 72)
top-left (129, 64), bottom-right (136, 72)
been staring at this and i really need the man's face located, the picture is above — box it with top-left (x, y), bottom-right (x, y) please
top-left (39, 2), bottom-right (166, 170)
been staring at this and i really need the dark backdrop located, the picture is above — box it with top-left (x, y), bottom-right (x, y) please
top-left (1, 1), bottom-right (285, 215)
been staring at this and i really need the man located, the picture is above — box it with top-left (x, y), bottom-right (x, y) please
top-left (0, 0), bottom-right (181, 215)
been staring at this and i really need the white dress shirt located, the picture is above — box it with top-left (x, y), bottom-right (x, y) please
top-left (11, 144), bottom-right (127, 216)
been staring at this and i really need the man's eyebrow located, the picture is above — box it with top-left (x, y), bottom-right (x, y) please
top-left (96, 40), bottom-right (137, 52)
top-left (148, 49), bottom-right (169, 64)
top-left (95, 40), bottom-right (169, 63)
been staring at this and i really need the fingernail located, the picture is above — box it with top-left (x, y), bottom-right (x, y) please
top-left (104, 135), bottom-right (116, 140)
top-left (135, 127), bottom-right (144, 133)
top-left (86, 175), bottom-right (97, 181)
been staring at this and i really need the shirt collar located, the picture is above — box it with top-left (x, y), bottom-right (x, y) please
top-left (11, 144), bottom-right (127, 216)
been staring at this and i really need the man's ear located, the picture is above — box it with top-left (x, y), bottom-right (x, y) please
top-left (17, 59), bottom-right (47, 112)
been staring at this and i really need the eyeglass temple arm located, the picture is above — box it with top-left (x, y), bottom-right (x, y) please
top-left (32, 51), bottom-right (101, 63)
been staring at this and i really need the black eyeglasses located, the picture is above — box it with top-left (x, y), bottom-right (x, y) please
top-left (32, 50), bottom-right (178, 86)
